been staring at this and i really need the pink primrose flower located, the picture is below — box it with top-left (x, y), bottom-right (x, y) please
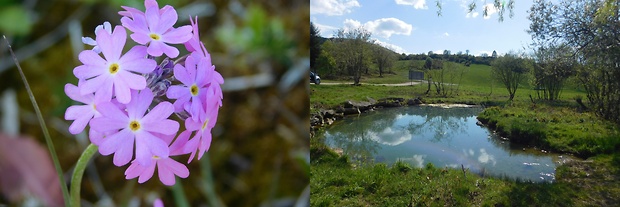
top-left (90, 89), bottom-right (179, 166)
top-left (121, 1), bottom-right (192, 58)
top-left (73, 25), bottom-right (156, 104)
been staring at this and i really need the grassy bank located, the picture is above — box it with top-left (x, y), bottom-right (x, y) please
top-left (478, 103), bottom-right (620, 158)
top-left (311, 136), bottom-right (620, 206)
top-left (311, 62), bottom-right (620, 206)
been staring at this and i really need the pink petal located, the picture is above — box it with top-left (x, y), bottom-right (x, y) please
top-left (146, 41), bottom-right (164, 57)
top-left (135, 132), bottom-right (169, 166)
top-left (141, 101), bottom-right (174, 124)
top-left (153, 199), bottom-right (164, 207)
top-left (156, 6), bottom-right (177, 33)
top-left (88, 128), bottom-right (106, 145)
top-left (113, 78), bottom-right (131, 104)
top-left (66, 105), bottom-right (93, 134)
top-left (183, 136), bottom-right (200, 162)
top-left (184, 117), bottom-right (202, 131)
top-left (117, 70), bottom-right (147, 90)
top-left (74, 65), bottom-right (104, 80)
top-left (130, 33), bottom-right (152, 45)
top-left (172, 95), bottom-right (190, 113)
top-left (197, 131), bottom-right (212, 159)
top-left (157, 162), bottom-right (175, 185)
top-left (79, 75), bottom-right (108, 95)
top-left (124, 161), bottom-right (144, 179)
top-left (173, 64), bottom-right (193, 86)
top-left (118, 46), bottom-right (148, 63)
top-left (145, 6), bottom-right (160, 33)
top-left (138, 162), bottom-right (156, 183)
top-left (94, 102), bottom-right (128, 123)
top-left (162, 26), bottom-right (192, 44)
top-left (126, 89), bottom-right (152, 119)
top-left (65, 84), bottom-right (92, 104)
top-left (169, 130), bottom-right (191, 156)
top-left (165, 85), bottom-right (187, 99)
top-left (163, 158), bottom-right (189, 178)
top-left (78, 50), bottom-right (107, 67)
top-left (110, 26), bottom-right (127, 60)
top-left (98, 128), bottom-right (132, 156)
top-left (143, 120), bottom-right (179, 136)
top-left (160, 43), bottom-right (180, 58)
top-left (113, 134), bottom-right (135, 166)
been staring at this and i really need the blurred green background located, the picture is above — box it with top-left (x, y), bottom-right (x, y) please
top-left (0, 0), bottom-right (309, 206)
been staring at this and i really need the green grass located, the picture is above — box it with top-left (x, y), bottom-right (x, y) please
top-left (311, 61), bottom-right (620, 206)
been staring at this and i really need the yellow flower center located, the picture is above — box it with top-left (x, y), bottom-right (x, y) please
top-left (190, 84), bottom-right (199, 96)
top-left (129, 120), bottom-right (141, 131)
top-left (149, 33), bottom-right (161, 40)
top-left (202, 119), bottom-right (209, 130)
top-left (109, 63), bottom-right (120, 74)
top-left (153, 155), bottom-right (161, 159)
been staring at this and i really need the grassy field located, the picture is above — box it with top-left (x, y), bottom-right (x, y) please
top-left (311, 61), bottom-right (620, 206)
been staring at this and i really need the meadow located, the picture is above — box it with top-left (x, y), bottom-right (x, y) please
top-left (310, 60), bottom-right (620, 206)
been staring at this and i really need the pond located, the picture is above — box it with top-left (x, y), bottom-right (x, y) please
top-left (317, 106), bottom-right (577, 182)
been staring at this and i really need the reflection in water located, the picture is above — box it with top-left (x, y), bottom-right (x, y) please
top-left (319, 106), bottom-right (577, 182)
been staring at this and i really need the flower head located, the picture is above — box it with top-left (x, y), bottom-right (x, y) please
top-left (64, 83), bottom-right (109, 134)
top-left (90, 89), bottom-right (179, 166)
top-left (183, 100), bottom-right (219, 162)
top-left (73, 25), bottom-right (156, 104)
top-left (121, 2), bottom-right (192, 58)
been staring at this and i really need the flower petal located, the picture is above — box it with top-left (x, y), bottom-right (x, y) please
top-left (137, 162), bottom-right (156, 183)
top-left (162, 26), bottom-right (193, 44)
top-left (98, 128), bottom-right (132, 156)
top-left (126, 89), bottom-right (152, 119)
top-left (78, 50), bottom-right (107, 67)
top-left (141, 101), bottom-right (174, 124)
top-left (117, 70), bottom-right (147, 91)
top-left (65, 84), bottom-right (92, 104)
top-left (165, 85), bottom-right (187, 99)
top-left (113, 77), bottom-right (132, 104)
top-left (156, 6), bottom-right (178, 33)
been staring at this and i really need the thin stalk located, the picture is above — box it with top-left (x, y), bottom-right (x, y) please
top-left (171, 178), bottom-right (190, 207)
top-left (70, 144), bottom-right (98, 207)
top-left (3, 35), bottom-right (71, 206)
top-left (201, 153), bottom-right (225, 207)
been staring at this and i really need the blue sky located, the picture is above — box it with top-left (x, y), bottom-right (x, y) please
top-left (310, 0), bottom-right (534, 56)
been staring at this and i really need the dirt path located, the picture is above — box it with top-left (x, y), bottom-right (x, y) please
top-left (320, 81), bottom-right (424, 86)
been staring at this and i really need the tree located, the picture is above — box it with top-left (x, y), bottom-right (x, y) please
top-left (531, 44), bottom-right (576, 100)
top-left (331, 27), bottom-right (373, 85)
top-left (466, 49), bottom-right (470, 56)
top-left (424, 57), bottom-right (433, 94)
top-left (491, 50), bottom-right (498, 58)
top-left (310, 22), bottom-right (322, 72)
top-left (428, 62), bottom-right (466, 97)
top-left (374, 44), bottom-right (396, 77)
top-left (443, 49), bottom-right (451, 59)
top-left (315, 41), bottom-right (337, 77)
top-left (528, 0), bottom-right (620, 123)
top-left (491, 53), bottom-right (529, 101)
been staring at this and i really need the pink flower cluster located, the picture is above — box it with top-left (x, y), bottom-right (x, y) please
top-left (65, 0), bottom-right (223, 186)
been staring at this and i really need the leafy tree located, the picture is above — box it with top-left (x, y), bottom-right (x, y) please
top-left (373, 44), bottom-right (396, 77)
top-left (316, 40), bottom-right (337, 77)
top-left (491, 53), bottom-right (529, 101)
top-left (310, 22), bottom-right (322, 72)
top-left (492, 50), bottom-right (498, 58)
top-left (466, 49), bottom-right (470, 56)
top-left (528, 0), bottom-right (620, 123)
top-left (428, 61), bottom-right (466, 97)
top-left (424, 57), bottom-right (433, 94)
top-left (331, 27), bottom-right (373, 85)
top-left (434, 0), bottom-right (515, 21)
top-left (531, 44), bottom-right (576, 100)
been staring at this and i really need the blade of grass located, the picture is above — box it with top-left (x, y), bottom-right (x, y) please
top-left (201, 153), bottom-right (225, 207)
top-left (3, 35), bottom-right (71, 206)
top-left (70, 144), bottom-right (98, 207)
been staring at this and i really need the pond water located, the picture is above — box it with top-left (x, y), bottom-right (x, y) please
top-left (318, 106), bottom-right (576, 182)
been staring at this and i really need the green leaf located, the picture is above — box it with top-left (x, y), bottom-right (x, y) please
top-left (0, 6), bottom-right (32, 35)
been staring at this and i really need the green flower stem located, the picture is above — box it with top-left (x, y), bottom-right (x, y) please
top-left (3, 36), bottom-right (71, 206)
top-left (70, 144), bottom-right (98, 207)
top-left (201, 153), bottom-right (225, 207)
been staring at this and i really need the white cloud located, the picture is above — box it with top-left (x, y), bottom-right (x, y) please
top-left (443, 32), bottom-right (450, 37)
top-left (367, 127), bottom-right (412, 146)
top-left (310, 0), bottom-right (361, 16)
top-left (314, 22), bottom-right (339, 37)
top-left (399, 155), bottom-right (426, 168)
top-left (374, 39), bottom-right (407, 54)
top-left (482, 3), bottom-right (499, 20)
top-left (344, 18), bottom-right (413, 39)
top-left (395, 0), bottom-right (428, 10)
top-left (465, 12), bottom-right (479, 18)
